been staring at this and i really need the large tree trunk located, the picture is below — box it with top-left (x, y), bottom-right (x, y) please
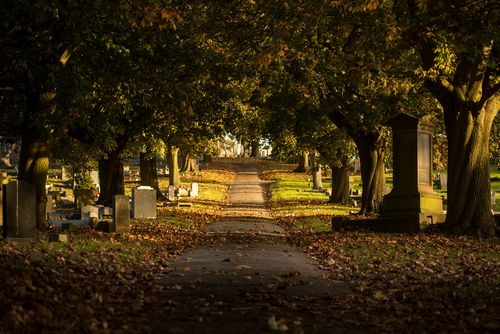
top-left (167, 145), bottom-right (181, 187)
top-left (97, 149), bottom-right (125, 206)
top-left (18, 129), bottom-right (49, 229)
top-left (329, 163), bottom-right (351, 205)
top-left (441, 96), bottom-right (497, 236)
top-left (310, 152), bottom-right (322, 190)
top-left (294, 150), bottom-right (310, 173)
top-left (139, 152), bottom-right (166, 201)
top-left (354, 133), bottom-right (385, 214)
top-left (416, 42), bottom-right (499, 236)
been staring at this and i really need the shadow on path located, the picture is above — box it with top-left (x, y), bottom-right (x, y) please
top-left (151, 160), bottom-right (363, 333)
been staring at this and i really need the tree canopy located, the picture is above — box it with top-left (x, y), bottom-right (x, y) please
top-left (1, 0), bottom-right (498, 235)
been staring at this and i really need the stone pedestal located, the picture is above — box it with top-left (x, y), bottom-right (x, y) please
top-left (382, 113), bottom-right (444, 229)
top-left (2, 181), bottom-right (37, 240)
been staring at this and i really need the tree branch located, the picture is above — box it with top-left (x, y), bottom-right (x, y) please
top-left (484, 82), bottom-right (500, 102)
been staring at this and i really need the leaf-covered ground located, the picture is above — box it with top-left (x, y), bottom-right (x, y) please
top-left (283, 228), bottom-right (500, 332)
top-left (1, 159), bottom-right (498, 333)
top-left (0, 164), bottom-right (235, 333)
top-left (264, 161), bottom-right (499, 332)
top-left (0, 212), bottom-right (208, 333)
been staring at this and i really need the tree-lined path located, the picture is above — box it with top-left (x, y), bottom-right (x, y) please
top-left (152, 160), bottom-right (360, 333)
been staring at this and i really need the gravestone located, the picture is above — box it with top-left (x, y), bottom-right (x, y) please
top-left (0, 172), bottom-right (9, 226)
top-left (167, 185), bottom-right (176, 202)
top-left (382, 113), bottom-right (444, 230)
top-left (177, 188), bottom-right (189, 197)
top-left (439, 173), bottom-right (448, 191)
top-left (2, 180), bottom-right (37, 240)
top-left (74, 189), bottom-right (95, 208)
top-left (102, 206), bottom-right (113, 217)
top-left (132, 186), bottom-right (156, 219)
top-left (112, 195), bottom-right (130, 233)
top-left (46, 194), bottom-right (54, 216)
top-left (49, 233), bottom-right (69, 243)
top-left (81, 205), bottom-right (99, 220)
top-left (95, 204), bottom-right (104, 217)
top-left (190, 183), bottom-right (199, 197)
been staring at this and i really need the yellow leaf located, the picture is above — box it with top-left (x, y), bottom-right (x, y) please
top-left (373, 290), bottom-right (387, 300)
top-left (235, 264), bottom-right (252, 270)
top-left (60, 49), bottom-right (70, 65)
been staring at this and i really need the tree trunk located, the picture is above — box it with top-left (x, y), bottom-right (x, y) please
top-left (251, 140), bottom-right (260, 158)
top-left (180, 153), bottom-right (199, 172)
top-left (354, 133), bottom-right (385, 214)
top-left (97, 149), bottom-right (125, 206)
top-left (442, 100), bottom-right (497, 236)
top-left (18, 129), bottom-right (49, 229)
top-left (139, 152), bottom-right (166, 201)
top-left (329, 164), bottom-right (351, 205)
top-left (167, 145), bottom-right (181, 187)
top-left (294, 150), bottom-right (310, 173)
top-left (310, 152), bottom-right (322, 189)
top-left (416, 43), bottom-right (499, 236)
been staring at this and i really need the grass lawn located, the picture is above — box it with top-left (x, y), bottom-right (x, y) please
top-left (261, 162), bottom-right (355, 231)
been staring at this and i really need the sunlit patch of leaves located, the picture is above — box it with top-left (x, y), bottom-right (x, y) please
top-left (287, 228), bottom-right (500, 332)
top-left (0, 215), bottom-right (209, 333)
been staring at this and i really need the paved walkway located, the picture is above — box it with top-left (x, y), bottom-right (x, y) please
top-left (153, 161), bottom-right (358, 333)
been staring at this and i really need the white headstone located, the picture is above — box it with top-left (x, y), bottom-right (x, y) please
top-left (167, 185), bottom-right (176, 202)
top-left (190, 183), bottom-right (199, 197)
